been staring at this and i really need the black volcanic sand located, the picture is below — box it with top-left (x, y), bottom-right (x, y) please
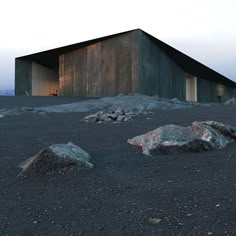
top-left (0, 97), bottom-right (236, 235)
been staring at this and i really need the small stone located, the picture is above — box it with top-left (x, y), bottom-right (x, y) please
top-left (82, 115), bottom-right (98, 123)
top-left (21, 107), bottom-right (34, 112)
top-left (107, 114), bottom-right (117, 120)
top-left (117, 115), bottom-right (126, 122)
top-left (148, 217), bottom-right (162, 224)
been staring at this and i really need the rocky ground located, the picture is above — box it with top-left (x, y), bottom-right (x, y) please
top-left (0, 96), bottom-right (236, 235)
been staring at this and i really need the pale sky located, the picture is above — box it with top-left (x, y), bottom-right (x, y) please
top-left (1, 0), bottom-right (236, 89)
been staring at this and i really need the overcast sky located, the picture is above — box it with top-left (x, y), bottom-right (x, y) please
top-left (1, 0), bottom-right (235, 89)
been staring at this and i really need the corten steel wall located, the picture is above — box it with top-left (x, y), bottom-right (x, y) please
top-left (15, 59), bottom-right (32, 95)
top-left (139, 32), bottom-right (185, 99)
top-left (59, 31), bottom-right (139, 97)
top-left (32, 62), bottom-right (59, 96)
top-left (197, 78), bottom-right (236, 103)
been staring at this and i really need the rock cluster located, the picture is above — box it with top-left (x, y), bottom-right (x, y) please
top-left (82, 108), bottom-right (136, 123)
top-left (225, 97), bottom-right (236, 104)
top-left (128, 121), bottom-right (236, 156)
top-left (18, 142), bottom-right (93, 176)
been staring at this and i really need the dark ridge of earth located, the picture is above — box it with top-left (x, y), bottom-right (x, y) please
top-left (0, 97), bottom-right (236, 236)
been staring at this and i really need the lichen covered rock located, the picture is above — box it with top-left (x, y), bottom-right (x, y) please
top-left (128, 121), bottom-right (236, 156)
top-left (18, 142), bottom-right (93, 176)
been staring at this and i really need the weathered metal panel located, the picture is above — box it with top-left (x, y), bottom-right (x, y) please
top-left (131, 33), bottom-right (139, 94)
top-left (139, 31), bottom-right (185, 99)
top-left (32, 62), bottom-right (58, 96)
top-left (59, 55), bottom-right (65, 95)
top-left (74, 48), bottom-right (87, 97)
top-left (102, 30), bottom-right (139, 95)
top-left (197, 77), bottom-right (236, 102)
top-left (113, 35), bottom-right (132, 94)
top-left (101, 30), bottom-right (139, 96)
top-left (63, 51), bottom-right (75, 96)
top-left (15, 59), bottom-right (32, 96)
top-left (59, 31), bottom-right (139, 97)
top-left (100, 38), bottom-right (115, 96)
top-left (87, 43), bottom-right (102, 97)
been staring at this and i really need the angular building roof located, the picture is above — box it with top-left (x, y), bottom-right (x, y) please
top-left (16, 29), bottom-right (236, 88)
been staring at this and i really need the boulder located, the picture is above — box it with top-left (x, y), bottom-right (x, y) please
top-left (225, 97), bottom-right (236, 104)
top-left (128, 121), bottom-right (236, 156)
top-left (18, 142), bottom-right (93, 176)
top-left (171, 98), bottom-right (181, 103)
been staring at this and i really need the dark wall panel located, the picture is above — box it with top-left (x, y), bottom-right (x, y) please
top-left (139, 32), bottom-right (185, 99)
top-left (197, 77), bottom-right (236, 103)
top-left (15, 59), bottom-right (32, 96)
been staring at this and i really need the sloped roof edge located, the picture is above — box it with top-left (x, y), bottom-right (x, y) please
top-left (140, 30), bottom-right (236, 88)
top-left (16, 29), bottom-right (138, 69)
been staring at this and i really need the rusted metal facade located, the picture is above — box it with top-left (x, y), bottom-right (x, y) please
top-left (15, 29), bottom-right (236, 101)
top-left (59, 31), bottom-right (139, 97)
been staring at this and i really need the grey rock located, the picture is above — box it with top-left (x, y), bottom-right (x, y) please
top-left (82, 114), bottom-right (98, 123)
top-left (104, 117), bottom-right (113, 123)
top-left (128, 121), bottom-right (236, 156)
top-left (18, 142), bottom-right (93, 176)
top-left (107, 113), bottom-right (117, 121)
top-left (171, 98), bottom-right (181, 103)
top-left (117, 115), bottom-right (126, 122)
top-left (225, 97), bottom-right (236, 104)
top-left (21, 107), bottom-right (34, 112)
top-left (82, 107), bottom-right (134, 124)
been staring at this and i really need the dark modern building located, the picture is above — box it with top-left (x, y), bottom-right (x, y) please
top-left (15, 29), bottom-right (236, 102)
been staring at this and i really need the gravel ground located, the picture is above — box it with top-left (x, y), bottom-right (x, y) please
top-left (0, 97), bottom-right (236, 235)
